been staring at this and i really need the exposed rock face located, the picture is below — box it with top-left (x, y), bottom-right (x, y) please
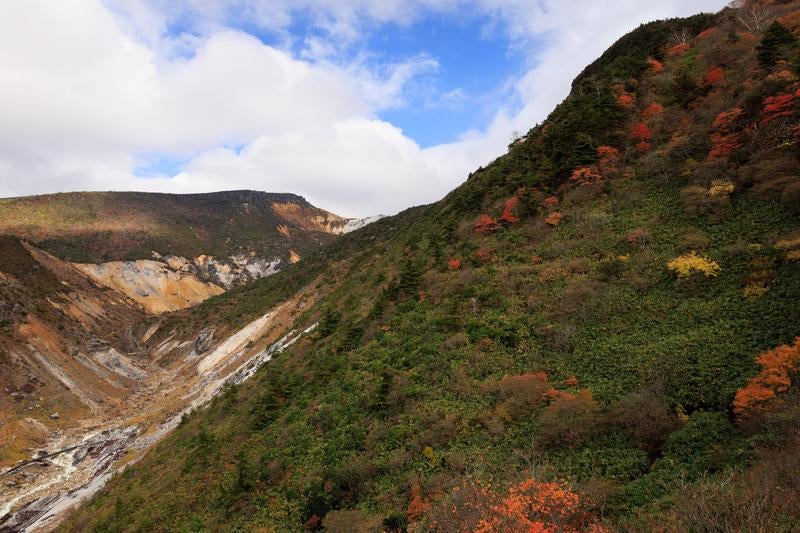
top-left (74, 260), bottom-right (225, 314)
top-left (336, 215), bottom-right (385, 234)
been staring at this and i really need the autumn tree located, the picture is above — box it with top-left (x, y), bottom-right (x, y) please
top-left (630, 122), bottom-right (653, 152)
top-left (760, 90), bottom-right (800, 125)
top-left (499, 196), bottom-right (521, 225)
top-left (642, 102), bottom-right (664, 122)
top-left (474, 478), bottom-right (607, 533)
top-left (733, 338), bottom-right (800, 419)
top-left (596, 145), bottom-right (621, 178)
top-left (569, 166), bottom-right (603, 186)
top-left (647, 57), bottom-right (664, 73)
top-left (407, 481), bottom-right (430, 523)
top-left (499, 372), bottom-right (551, 419)
top-left (703, 66), bottom-right (725, 87)
top-left (474, 214), bottom-right (500, 233)
top-left (708, 108), bottom-right (744, 158)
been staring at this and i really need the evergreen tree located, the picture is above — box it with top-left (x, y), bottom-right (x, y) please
top-left (757, 22), bottom-right (798, 70)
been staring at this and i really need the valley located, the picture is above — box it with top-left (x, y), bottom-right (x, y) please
top-left (0, 236), bottom-right (329, 531)
top-left (2, 0), bottom-right (800, 531)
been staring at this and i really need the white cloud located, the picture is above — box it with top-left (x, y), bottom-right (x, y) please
top-left (0, 0), bottom-right (728, 217)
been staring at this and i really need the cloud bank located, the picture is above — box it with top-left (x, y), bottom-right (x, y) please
top-left (0, 0), bottom-right (726, 216)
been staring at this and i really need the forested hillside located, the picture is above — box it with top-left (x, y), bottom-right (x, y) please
top-left (64, 1), bottom-right (800, 531)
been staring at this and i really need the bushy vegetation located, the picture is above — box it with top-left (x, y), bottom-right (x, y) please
top-left (63, 2), bottom-right (800, 531)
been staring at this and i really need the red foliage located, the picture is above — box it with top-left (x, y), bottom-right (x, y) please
top-left (761, 90), bottom-right (800, 125)
top-left (642, 102), bottom-right (665, 121)
top-left (499, 196), bottom-right (521, 225)
top-left (448, 258), bottom-right (461, 271)
top-left (630, 122), bottom-right (653, 142)
top-left (542, 196), bottom-right (559, 208)
top-left (703, 66), bottom-right (725, 86)
top-left (709, 108), bottom-right (744, 158)
top-left (564, 376), bottom-right (579, 387)
top-left (635, 141), bottom-right (651, 153)
top-left (569, 166), bottom-right (603, 186)
top-left (596, 145), bottom-right (621, 177)
top-left (667, 42), bottom-right (690, 57)
top-left (626, 228), bottom-right (650, 247)
top-left (407, 481), bottom-right (429, 523)
top-left (733, 338), bottom-right (800, 419)
top-left (617, 93), bottom-right (635, 108)
top-left (474, 214), bottom-right (500, 233)
top-left (304, 515), bottom-right (321, 529)
top-left (647, 57), bottom-right (664, 73)
top-left (712, 108), bottom-right (744, 130)
top-left (708, 134), bottom-right (741, 158)
top-left (474, 478), bottom-right (607, 533)
top-left (474, 248), bottom-right (495, 263)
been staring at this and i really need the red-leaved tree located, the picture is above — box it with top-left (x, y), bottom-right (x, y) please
top-left (761, 89), bottom-right (800, 125)
top-left (474, 214), bottom-right (500, 233)
top-left (499, 196), bottom-right (521, 225)
top-left (709, 107), bottom-right (744, 158)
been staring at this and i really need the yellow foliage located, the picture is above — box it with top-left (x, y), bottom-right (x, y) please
top-left (743, 284), bottom-right (768, 299)
top-left (707, 179), bottom-right (734, 197)
top-left (667, 252), bottom-right (721, 278)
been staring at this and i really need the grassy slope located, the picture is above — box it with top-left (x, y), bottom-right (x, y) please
top-left (64, 3), bottom-right (800, 532)
top-left (0, 190), bottom-right (340, 262)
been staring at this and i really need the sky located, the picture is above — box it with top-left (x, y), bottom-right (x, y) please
top-left (0, 0), bottom-right (728, 217)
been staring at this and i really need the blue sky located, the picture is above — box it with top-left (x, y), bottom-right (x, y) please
top-left (0, 0), bottom-right (728, 216)
top-left (156, 6), bottom-right (529, 149)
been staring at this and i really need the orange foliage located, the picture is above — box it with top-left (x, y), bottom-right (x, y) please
top-left (617, 93), bottom-right (635, 108)
top-left (448, 258), bottom-right (461, 271)
top-left (647, 57), bottom-right (664, 73)
top-left (564, 376), bottom-right (579, 387)
top-left (778, 11), bottom-right (800, 32)
top-left (703, 66), bottom-right (725, 86)
top-left (531, 255), bottom-right (543, 264)
top-left (499, 196), bottom-right (521, 225)
top-left (407, 481), bottom-right (430, 522)
top-left (474, 214), bottom-right (500, 233)
top-left (474, 248), bottom-right (495, 263)
top-left (570, 166), bottom-right (603, 186)
top-left (596, 145), bottom-right (621, 177)
top-left (642, 102), bottom-right (665, 121)
top-left (474, 478), bottom-right (607, 533)
top-left (544, 212), bottom-right (562, 227)
top-left (667, 42), bottom-right (690, 57)
top-left (761, 90), bottom-right (800, 125)
top-left (696, 27), bottom-right (717, 40)
top-left (542, 195), bottom-right (559, 208)
top-left (733, 338), bottom-right (800, 419)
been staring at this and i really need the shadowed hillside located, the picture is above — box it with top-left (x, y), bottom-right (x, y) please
top-left (0, 190), bottom-right (347, 263)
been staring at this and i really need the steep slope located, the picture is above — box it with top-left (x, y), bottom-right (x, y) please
top-left (55, 1), bottom-right (800, 531)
